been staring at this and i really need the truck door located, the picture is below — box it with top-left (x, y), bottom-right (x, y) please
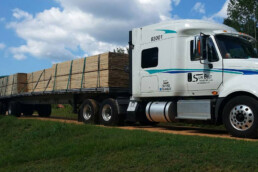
top-left (187, 37), bottom-right (222, 91)
top-left (139, 45), bottom-right (159, 93)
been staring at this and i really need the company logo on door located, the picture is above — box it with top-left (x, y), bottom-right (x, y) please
top-left (191, 73), bottom-right (213, 84)
top-left (160, 80), bottom-right (171, 91)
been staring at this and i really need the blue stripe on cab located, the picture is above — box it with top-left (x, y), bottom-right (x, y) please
top-left (146, 68), bottom-right (258, 75)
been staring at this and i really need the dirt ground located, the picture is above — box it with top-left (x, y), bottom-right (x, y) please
top-left (19, 116), bottom-right (258, 142)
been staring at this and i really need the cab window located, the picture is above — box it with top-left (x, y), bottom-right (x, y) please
top-left (141, 47), bottom-right (158, 68)
top-left (207, 38), bottom-right (219, 62)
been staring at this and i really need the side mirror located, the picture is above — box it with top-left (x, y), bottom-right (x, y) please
top-left (193, 33), bottom-right (209, 61)
top-left (193, 36), bottom-right (202, 60)
top-left (197, 39), bottom-right (202, 56)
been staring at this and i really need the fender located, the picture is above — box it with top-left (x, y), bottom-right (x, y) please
top-left (215, 75), bottom-right (258, 123)
top-left (219, 75), bottom-right (258, 98)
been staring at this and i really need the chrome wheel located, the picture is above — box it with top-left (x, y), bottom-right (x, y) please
top-left (83, 104), bottom-right (92, 120)
top-left (230, 105), bottom-right (254, 131)
top-left (102, 104), bottom-right (112, 122)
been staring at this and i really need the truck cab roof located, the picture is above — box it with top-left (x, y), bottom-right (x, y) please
top-left (131, 19), bottom-right (257, 45)
top-left (135, 19), bottom-right (236, 36)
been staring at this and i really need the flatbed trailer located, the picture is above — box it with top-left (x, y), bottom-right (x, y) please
top-left (0, 87), bottom-right (130, 123)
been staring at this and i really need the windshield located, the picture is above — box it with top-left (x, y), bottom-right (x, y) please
top-left (215, 35), bottom-right (258, 59)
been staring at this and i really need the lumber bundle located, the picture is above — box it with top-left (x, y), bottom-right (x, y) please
top-left (0, 52), bottom-right (128, 96)
top-left (51, 52), bottom-right (129, 91)
top-left (27, 52), bottom-right (129, 93)
top-left (27, 68), bottom-right (53, 92)
top-left (0, 73), bottom-right (27, 96)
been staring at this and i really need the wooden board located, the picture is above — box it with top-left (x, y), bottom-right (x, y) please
top-left (52, 52), bottom-right (129, 77)
top-left (0, 73), bottom-right (27, 87)
top-left (27, 68), bottom-right (53, 83)
top-left (50, 69), bottom-right (129, 91)
top-left (0, 83), bottom-right (27, 96)
top-left (27, 80), bottom-right (52, 92)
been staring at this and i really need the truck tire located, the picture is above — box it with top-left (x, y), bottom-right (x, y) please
top-left (0, 103), bottom-right (5, 115)
top-left (22, 104), bottom-right (34, 116)
top-left (79, 99), bottom-right (99, 124)
top-left (100, 98), bottom-right (122, 126)
top-left (222, 96), bottom-right (258, 138)
top-left (8, 102), bottom-right (22, 117)
top-left (37, 104), bottom-right (51, 117)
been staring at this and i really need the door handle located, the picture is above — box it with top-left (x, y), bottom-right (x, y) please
top-left (188, 73), bottom-right (192, 82)
top-left (208, 64), bottom-right (213, 69)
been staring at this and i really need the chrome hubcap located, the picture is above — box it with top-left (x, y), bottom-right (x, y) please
top-left (8, 106), bottom-right (11, 115)
top-left (83, 105), bottom-right (92, 120)
top-left (102, 104), bottom-right (112, 121)
top-left (230, 105), bottom-right (254, 131)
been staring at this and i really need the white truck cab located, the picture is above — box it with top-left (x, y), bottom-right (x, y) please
top-left (127, 19), bottom-right (258, 138)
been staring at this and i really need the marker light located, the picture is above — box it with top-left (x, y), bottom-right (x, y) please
top-left (212, 91), bottom-right (218, 95)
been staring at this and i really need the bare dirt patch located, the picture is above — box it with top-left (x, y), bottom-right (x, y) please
top-left (20, 116), bottom-right (258, 142)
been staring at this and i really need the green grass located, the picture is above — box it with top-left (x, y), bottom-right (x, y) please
top-left (50, 104), bottom-right (77, 119)
top-left (0, 116), bottom-right (258, 172)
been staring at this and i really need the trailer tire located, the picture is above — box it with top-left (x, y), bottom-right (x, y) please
top-left (8, 102), bottom-right (21, 117)
top-left (79, 99), bottom-right (99, 124)
top-left (37, 104), bottom-right (51, 117)
top-left (222, 96), bottom-right (258, 138)
top-left (0, 103), bottom-right (5, 115)
top-left (23, 105), bottom-right (34, 116)
top-left (100, 98), bottom-right (122, 126)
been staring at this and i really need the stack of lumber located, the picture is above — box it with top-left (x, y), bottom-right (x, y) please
top-left (0, 52), bottom-right (129, 96)
top-left (28, 52), bottom-right (129, 93)
top-left (50, 52), bottom-right (129, 91)
top-left (27, 68), bottom-right (53, 92)
top-left (0, 73), bottom-right (27, 96)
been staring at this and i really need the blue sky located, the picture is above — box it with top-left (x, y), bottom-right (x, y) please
top-left (0, 0), bottom-right (229, 76)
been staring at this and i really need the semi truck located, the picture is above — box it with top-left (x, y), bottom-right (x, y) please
top-left (0, 19), bottom-right (258, 138)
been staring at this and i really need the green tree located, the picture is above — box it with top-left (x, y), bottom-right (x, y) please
top-left (223, 0), bottom-right (258, 46)
top-left (113, 47), bottom-right (125, 54)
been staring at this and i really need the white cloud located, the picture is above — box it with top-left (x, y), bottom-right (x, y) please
top-left (203, 0), bottom-right (229, 22)
top-left (172, 0), bottom-right (181, 6)
top-left (0, 17), bottom-right (5, 22)
top-left (13, 53), bottom-right (26, 60)
top-left (192, 2), bottom-right (206, 14)
top-left (7, 0), bottom-right (173, 60)
top-left (12, 8), bottom-right (32, 20)
top-left (212, 0), bottom-right (229, 18)
top-left (0, 43), bottom-right (6, 50)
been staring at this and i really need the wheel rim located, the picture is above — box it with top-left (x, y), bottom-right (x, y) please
top-left (8, 106), bottom-right (11, 115)
top-left (229, 105), bottom-right (254, 131)
top-left (83, 104), bottom-right (92, 120)
top-left (102, 104), bottom-right (112, 122)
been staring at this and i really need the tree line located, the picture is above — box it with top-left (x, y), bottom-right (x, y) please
top-left (224, 0), bottom-right (258, 47)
